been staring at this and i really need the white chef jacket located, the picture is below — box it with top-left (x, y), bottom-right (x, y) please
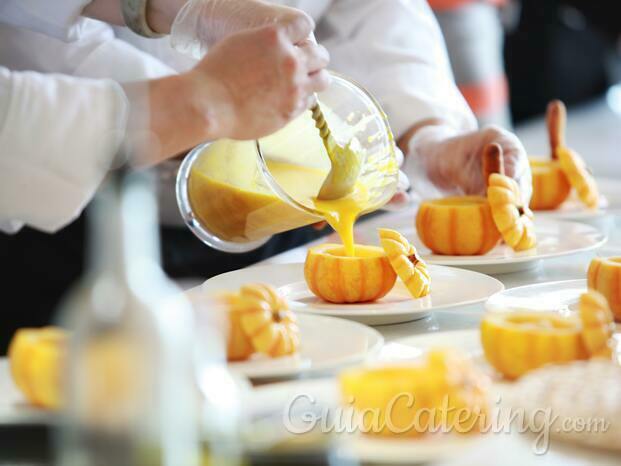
top-left (0, 2), bottom-right (175, 234)
top-left (119, 0), bottom-right (478, 220)
top-left (121, 0), bottom-right (477, 139)
top-left (277, 0), bottom-right (477, 138)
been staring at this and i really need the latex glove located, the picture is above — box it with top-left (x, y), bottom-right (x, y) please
top-left (188, 25), bottom-right (330, 140)
top-left (171, 0), bottom-right (315, 58)
top-left (381, 147), bottom-right (413, 211)
top-left (404, 124), bottom-right (532, 205)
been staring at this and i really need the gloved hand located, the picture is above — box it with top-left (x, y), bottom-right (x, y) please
top-left (380, 147), bottom-right (413, 211)
top-left (403, 124), bottom-right (532, 204)
top-left (171, 0), bottom-right (315, 58)
top-left (187, 24), bottom-right (330, 140)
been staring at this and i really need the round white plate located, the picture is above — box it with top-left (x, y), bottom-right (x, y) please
top-left (534, 178), bottom-right (621, 222)
top-left (248, 331), bottom-right (488, 465)
top-left (229, 313), bottom-right (383, 381)
top-left (356, 217), bottom-right (607, 274)
top-left (485, 279), bottom-right (586, 314)
top-left (203, 263), bottom-right (504, 325)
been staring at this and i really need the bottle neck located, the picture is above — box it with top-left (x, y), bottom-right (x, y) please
top-left (86, 171), bottom-right (161, 278)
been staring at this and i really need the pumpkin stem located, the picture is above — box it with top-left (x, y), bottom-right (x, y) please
top-left (547, 99), bottom-right (566, 160)
top-left (408, 253), bottom-right (421, 266)
top-left (483, 143), bottom-right (505, 184)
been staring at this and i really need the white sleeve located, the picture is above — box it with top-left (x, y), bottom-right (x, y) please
top-left (0, 19), bottom-right (176, 81)
top-left (312, 0), bottom-right (477, 138)
top-left (0, 67), bottom-right (128, 233)
top-left (0, 0), bottom-right (90, 41)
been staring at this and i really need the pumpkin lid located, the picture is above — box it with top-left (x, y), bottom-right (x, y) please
top-left (557, 147), bottom-right (600, 209)
top-left (484, 144), bottom-right (538, 251)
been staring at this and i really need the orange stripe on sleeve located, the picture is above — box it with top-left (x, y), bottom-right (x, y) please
top-left (428, 0), bottom-right (507, 12)
top-left (458, 74), bottom-right (509, 118)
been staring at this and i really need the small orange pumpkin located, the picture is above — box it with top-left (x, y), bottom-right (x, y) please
top-left (587, 257), bottom-right (621, 321)
top-left (231, 284), bottom-right (299, 358)
top-left (304, 244), bottom-right (396, 303)
top-left (8, 327), bottom-right (68, 409)
top-left (480, 312), bottom-right (588, 380)
top-left (339, 349), bottom-right (489, 437)
top-left (416, 196), bottom-right (500, 256)
top-left (416, 144), bottom-right (535, 255)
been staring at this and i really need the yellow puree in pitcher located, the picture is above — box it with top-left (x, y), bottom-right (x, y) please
top-left (188, 155), bottom-right (368, 256)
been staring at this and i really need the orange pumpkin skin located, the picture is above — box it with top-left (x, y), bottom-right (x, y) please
top-left (579, 291), bottom-right (615, 358)
top-left (529, 157), bottom-right (571, 210)
top-left (480, 312), bottom-right (588, 380)
top-left (304, 244), bottom-right (396, 303)
top-left (416, 196), bottom-right (501, 256)
top-left (557, 147), bottom-right (599, 209)
top-left (8, 327), bottom-right (68, 409)
top-left (224, 296), bottom-right (255, 362)
top-left (587, 257), bottom-right (621, 322)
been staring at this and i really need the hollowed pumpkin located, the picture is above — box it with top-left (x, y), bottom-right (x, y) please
top-left (230, 283), bottom-right (299, 358)
top-left (416, 143), bottom-right (536, 255)
top-left (529, 157), bottom-right (571, 210)
top-left (587, 257), bottom-right (621, 321)
top-left (579, 290), bottom-right (615, 359)
top-left (8, 327), bottom-right (68, 409)
top-left (378, 228), bottom-right (431, 298)
top-left (339, 349), bottom-right (489, 437)
top-left (529, 100), bottom-right (572, 211)
top-left (480, 311), bottom-right (588, 380)
top-left (304, 244), bottom-right (396, 303)
top-left (416, 196), bottom-right (500, 256)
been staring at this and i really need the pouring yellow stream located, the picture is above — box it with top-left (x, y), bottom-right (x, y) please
top-left (189, 158), bottom-right (367, 256)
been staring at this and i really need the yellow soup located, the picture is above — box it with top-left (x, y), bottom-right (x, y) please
top-left (188, 140), bottom-right (369, 256)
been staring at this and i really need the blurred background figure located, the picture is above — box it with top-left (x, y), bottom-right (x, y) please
top-left (505, 0), bottom-right (621, 123)
top-left (430, 0), bottom-right (512, 128)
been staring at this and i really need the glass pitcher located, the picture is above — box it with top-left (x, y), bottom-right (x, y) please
top-left (176, 72), bottom-right (398, 253)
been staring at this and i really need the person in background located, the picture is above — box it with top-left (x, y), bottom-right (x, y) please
top-left (127, 0), bottom-right (530, 200)
top-left (505, 0), bottom-right (621, 123)
top-left (429, 0), bottom-right (512, 128)
top-left (101, 0), bottom-right (531, 283)
top-left (0, 0), bottom-right (329, 351)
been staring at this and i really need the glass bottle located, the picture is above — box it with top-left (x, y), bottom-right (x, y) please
top-left (56, 170), bottom-right (200, 466)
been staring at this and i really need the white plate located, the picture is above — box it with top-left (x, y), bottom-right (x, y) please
top-left (0, 359), bottom-right (54, 426)
top-left (203, 264), bottom-right (504, 325)
top-left (534, 178), bottom-right (621, 222)
top-left (356, 217), bottom-right (606, 274)
top-left (229, 313), bottom-right (383, 381)
top-left (248, 332), bottom-right (488, 465)
top-left (485, 279), bottom-right (587, 314)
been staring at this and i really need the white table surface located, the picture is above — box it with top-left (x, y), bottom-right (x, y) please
top-left (1, 98), bottom-right (620, 465)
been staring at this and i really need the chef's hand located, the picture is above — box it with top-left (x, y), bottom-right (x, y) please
top-left (171, 0), bottom-right (314, 58)
top-left (401, 123), bottom-right (532, 204)
top-left (189, 24), bottom-right (330, 141)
